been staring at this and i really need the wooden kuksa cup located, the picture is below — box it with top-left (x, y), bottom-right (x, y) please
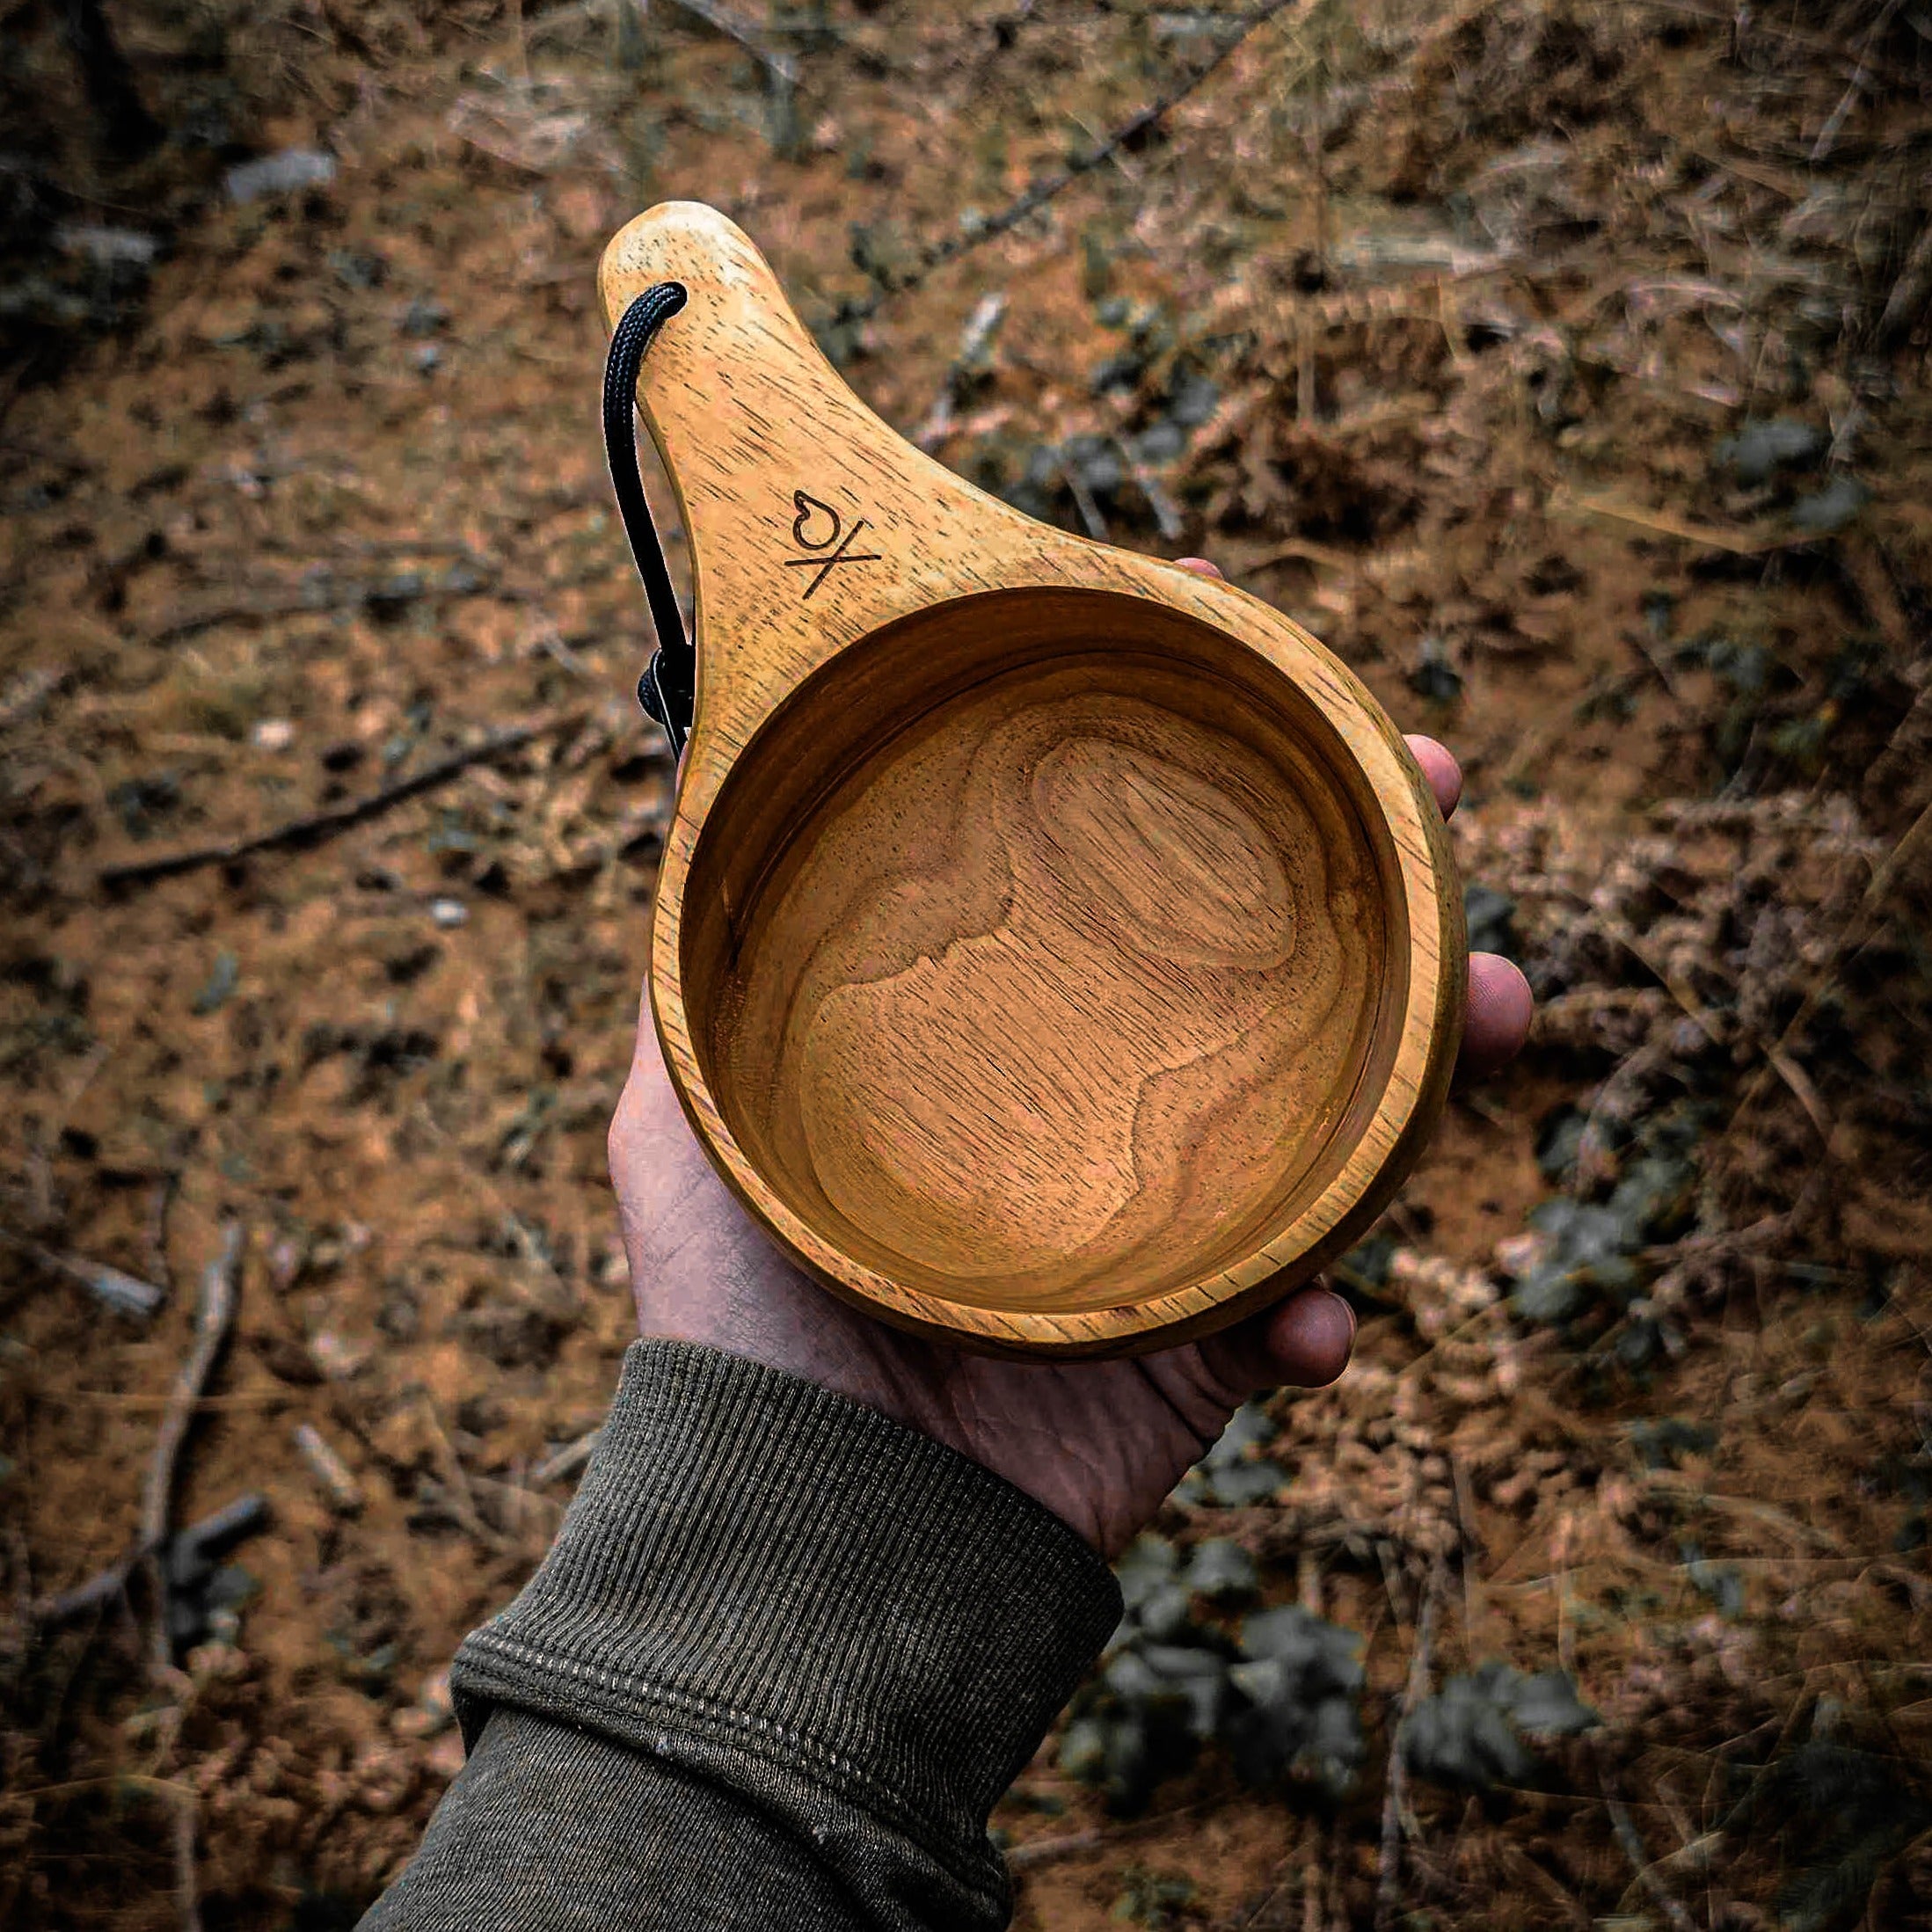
top-left (601, 201), bottom-right (1466, 1360)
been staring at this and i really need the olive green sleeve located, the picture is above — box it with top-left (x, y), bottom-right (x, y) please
top-left (359, 1339), bottom-right (1121, 1931)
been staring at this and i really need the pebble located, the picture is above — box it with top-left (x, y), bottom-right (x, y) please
top-left (225, 148), bottom-right (338, 205)
top-left (1789, 473), bottom-right (1870, 534)
top-left (429, 898), bottom-right (469, 929)
top-left (251, 718), bottom-right (295, 752)
top-left (1717, 415), bottom-right (1826, 486)
top-left (401, 298), bottom-right (449, 339)
top-left (308, 1327), bottom-right (374, 1381)
top-left (293, 1421), bottom-right (364, 1514)
top-left (54, 224), bottom-right (158, 269)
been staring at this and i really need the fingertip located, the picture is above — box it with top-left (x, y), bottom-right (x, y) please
top-left (1266, 1287), bottom-right (1356, 1389)
top-left (1176, 556), bottom-right (1223, 579)
top-left (1460, 952), bottom-right (1534, 1078)
top-left (1404, 734), bottom-right (1463, 819)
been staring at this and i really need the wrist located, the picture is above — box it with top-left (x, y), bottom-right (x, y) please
top-left (456, 1340), bottom-right (1121, 1906)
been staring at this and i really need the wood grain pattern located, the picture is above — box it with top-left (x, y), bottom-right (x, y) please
top-left (600, 202), bottom-right (1466, 1358)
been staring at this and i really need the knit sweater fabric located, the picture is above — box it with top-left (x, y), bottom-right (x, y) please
top-left (360, 1339), bottom-right (1123, 1930)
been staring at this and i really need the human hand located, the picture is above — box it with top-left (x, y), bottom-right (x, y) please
top-left (609, 570), bottom-right (1532, 1557)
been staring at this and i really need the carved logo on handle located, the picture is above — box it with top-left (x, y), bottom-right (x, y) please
top-left (784, 489), bottom-right (882, 600)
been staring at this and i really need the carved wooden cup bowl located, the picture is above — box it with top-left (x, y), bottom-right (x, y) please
top-left (603, 202), bottom-right (1465, 1359)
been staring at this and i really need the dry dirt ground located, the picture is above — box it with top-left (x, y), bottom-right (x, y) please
top-left (4, 2), bottom-right (1932, 1928)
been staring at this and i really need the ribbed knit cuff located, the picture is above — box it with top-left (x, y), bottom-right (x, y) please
top-left (451, 1340), bottom-right (1121, 1899)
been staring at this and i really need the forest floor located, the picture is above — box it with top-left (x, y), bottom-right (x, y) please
top-left (3, 1), bottom-right (1931, 1927)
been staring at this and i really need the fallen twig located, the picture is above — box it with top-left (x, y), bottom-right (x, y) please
top-left (417, 1390), bottom-right (509, 1551)
top-left (1114, 435), bottom-right (1185, 543)
top-left (1374, 1557), bottom-right (1443, 1932)
top-left (1004, 1829), bottom-right (1112, 1874)
top-left (99, 710), bottom-right (583, 889)
top-left (1638, 1471), bottom-right (1844, 1552)
top-left (142, 1222), bottom-right (244, 1932)
top-left (1302, 1819), bottom-right (1330, 1932)
top-left (143, 559), bottom-right (499, 648)
top-left (913, 292), bottom-right (1009, 448)
top-left (531, 1428), bottom-right (603, 1487)
top-left (171, 1794), bottom-right (202, 1932)
top-left (1006, 1800), bottom-right (1214, 1874)
top-left (23, 1228), bottom-right (252, 1924)
top-left (1877, 215), bottom-right (1932, 346)
top-left (145, 1172), bottom-right (176, 1293)
top-left (1601, 1765), bottom-right (1698, 1932)
top-left (26, 1493), bottom-right (269, 1628)
top-left (1053, 444), bottom-right (1110, 541)
top-left (1810, 0), bottom-right (1903, 163)
top-left (32, 1555), bottom-right (140, 1625)
top-left (835, 0), bottom-right (1305, 326)
top-left (1, 1227), bottom-right (165, 1317)
top-left (1549, 485), bottom-right (1824, 556)
top-left (140, 1220), bottom-right (244, 1668)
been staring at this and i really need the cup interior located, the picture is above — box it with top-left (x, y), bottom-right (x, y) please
top-left (674, 587), bottom-right (1410, 1316)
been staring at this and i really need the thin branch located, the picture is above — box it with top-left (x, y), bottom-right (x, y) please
top-left (530, 1428), bottom-right (603, 1487)
top-left (171, 1792), bottom-right (202, 1932)
top-left (133, 1226), bottom-right (242, 1932)
top-left (137, 1227), bottom-right (249, 1932)
top-left (1877, 215), bottom-right (1932, 346)
top-left (292, 1422), bottom-right (364, 1515)
top-left (1549, 484), bottom-right (1826, 556)
top-left (136, 1221), bottom-right (244, 1557)
top-left (25, 1228), bottom-right (247, 1646)
top-left (416, 1389), bottom-right (510, 1552)
top-left (1374, 1557), bottom-right (1444, 1932)
top-left (142, 562), bottom-right (503, 647)
top-left (1810, 0), bottom-right (1904, 163)
top-left (1006, 1800), bottom-right (1215, 1874)
top-left (1602, 1772), bottom-right (1699, 1932)
top-left (1054, 444), bottom-right (1110, 541)
top-left (99, 710), bottom-right (584, 889)
top-left (835, 0), bottom-right (1306, 327)
top-left (139, 1221), bottom-right (244, 1673)
top-left (31, 1555), bottom-right (140, 1625)
top-left (29, 1496), bottom-right (267, 1629)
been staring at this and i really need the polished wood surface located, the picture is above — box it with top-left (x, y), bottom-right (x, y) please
top-left (601, 202), bottom-right (1465, 1358)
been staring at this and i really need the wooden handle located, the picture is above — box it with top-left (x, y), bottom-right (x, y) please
top-left (600, 202), bottom-right (1044, 777)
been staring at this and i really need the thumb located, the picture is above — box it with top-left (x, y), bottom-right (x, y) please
top-left (1196, 1285), bottom-right (1358, 1402)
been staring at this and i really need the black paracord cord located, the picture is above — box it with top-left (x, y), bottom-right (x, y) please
top-left (602, 281), bottom-right (693, 757)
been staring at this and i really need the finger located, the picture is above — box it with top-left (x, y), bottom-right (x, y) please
top-left (1460, 951), bottom-right (1534, 1078)
top-left (1403, 733), bottom-right (1462, 819)
top-left (1199, 1285), bottom-right (1357, 1398)
top-left (1176, 556), bottom-right (1222, 578)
